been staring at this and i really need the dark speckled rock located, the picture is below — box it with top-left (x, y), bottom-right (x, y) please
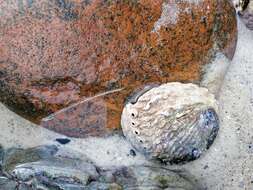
top-left (0, 0), bottom-right (237, 137)
top-left (0, 145), bottom-right (201, 190)
top-left (2, 145), bottom-right (58, 172)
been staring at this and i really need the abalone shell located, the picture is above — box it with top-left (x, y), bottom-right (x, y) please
top-left (121, 82), bottom-right (219, 163)
top-left (0, 0), bottom-right (237, 137)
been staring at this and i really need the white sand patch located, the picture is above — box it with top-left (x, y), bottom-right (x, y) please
top-left (201, 53), bottom-right (231, 96)
top-left (178, 18), bottom-right (253, 190)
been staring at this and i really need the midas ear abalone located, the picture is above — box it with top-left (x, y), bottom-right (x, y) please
top-left (121, 82), bottom-right (219, 164)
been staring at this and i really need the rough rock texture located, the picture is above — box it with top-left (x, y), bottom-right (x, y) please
top-left (2, 145), bottom-right (58, 172)
top-left (121, 82), bottom-right (219, 163)
top-left (0, 145), bottom-right (201, 190)
top-left (0, 0), bottom-right (237, 137)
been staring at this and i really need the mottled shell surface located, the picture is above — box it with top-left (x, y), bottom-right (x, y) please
top-left (121, 82), bottom-right (219, 163)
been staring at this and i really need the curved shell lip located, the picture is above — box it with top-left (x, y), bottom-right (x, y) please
top-left (205, 108), bottom-right (220, 149)
top-left (124, 83), bottom-right (160, 105)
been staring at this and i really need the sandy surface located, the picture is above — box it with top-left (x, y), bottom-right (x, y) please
top-left (181, 18), bottom-right (253, 190)
top-left (0, 18), bottom-right (252, 190)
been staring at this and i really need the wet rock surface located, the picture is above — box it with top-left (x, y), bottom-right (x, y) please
top-left (0, 0), bottom-right (237, 137)
top-left (0, 145), bottom-right (201, 190)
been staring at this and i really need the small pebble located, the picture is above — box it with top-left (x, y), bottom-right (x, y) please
top-left (130, 149), bottom-right (136, 157)
top-left (56, 138), bottom-right (71, 145)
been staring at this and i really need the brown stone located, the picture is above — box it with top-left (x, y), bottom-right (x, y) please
top-left (0, 0), bottom-right (237, 137)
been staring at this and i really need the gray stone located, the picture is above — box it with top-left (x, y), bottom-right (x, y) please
top-left (18, 183), bottom-right (33, 190)
top-left (85, 182), bottom-right (122, 190)
top-left (0, 145), bottom-right (201, 190)
top-left (13, 157), bottom-right (99, 185)
top-left (2, 145), bottom-right (58, 172)
top-left (0, 177), bottom-right (16, 190)
top-left (0, 176), bottom-right (11, 185)
top-left (108, 165), bottom-right (199, 190)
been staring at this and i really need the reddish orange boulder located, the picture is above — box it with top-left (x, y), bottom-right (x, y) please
top-left (0, 0), bottom-right (237, 137)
